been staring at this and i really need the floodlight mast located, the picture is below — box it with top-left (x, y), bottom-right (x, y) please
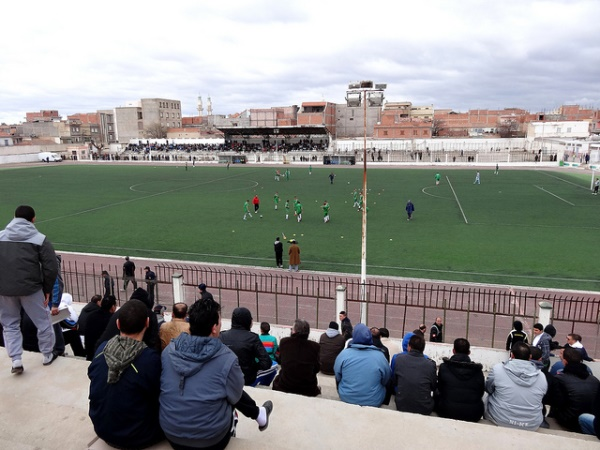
top-left (346, 81), bottom-right (385, 325)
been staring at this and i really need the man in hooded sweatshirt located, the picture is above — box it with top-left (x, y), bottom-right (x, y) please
top-left (0, 205), bottom-right (58, 374)
top-left (160, 298), bottom-right (272, 449)
top-left (485, 341), bottom-right (548, 431)
top-left (319, 321), bottom-right (345, 375)
top-left (88, 299), bottom-right (164, 449)
top-left (435, 338), bottom-right (485, 422)
top-left (220, 307), bottom-right (272, 386)
top-left (334, 323), bottom-right (391, 407)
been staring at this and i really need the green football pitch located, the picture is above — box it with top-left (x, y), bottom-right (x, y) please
top-left (1, 163), bottom-right (598, 291)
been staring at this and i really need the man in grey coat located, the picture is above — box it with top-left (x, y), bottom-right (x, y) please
top-left (0, 205), bottom-right (58, 374)
top-left (485, 342), bottom-right (548, 431)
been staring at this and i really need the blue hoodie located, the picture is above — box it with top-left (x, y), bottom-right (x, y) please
top-left (160, 333), bottom-right (244, 448)
top-left (334, 324), bottom-right (391, 407)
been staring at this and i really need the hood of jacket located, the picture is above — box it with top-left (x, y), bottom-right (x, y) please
top-left (443, 353), bottom-right (483, 380)
top-left (231, 307), bottom-right (252, 330)
top-left (402, 332), bottom-right (415, 352)
top-left (503, 359), bottom-right (543, 387)
top-left (325, 327), bottom-right (340, 338)
top-left (2, 218), bottom-right (45, 245)
top-left (166, 333), bottom-right (226, 378)
top-left (351, 323), bottom-right (373, 345)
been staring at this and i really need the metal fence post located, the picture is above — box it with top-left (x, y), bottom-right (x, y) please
top-left (336, 285), bottom-right (346, 327)
top-left (491, 302), bottom-right (497, 347)
top-left (465, 300), bottom-right (471, 340)
top-left (275, 283), bottom-right (279, 323)
top-left (172, 273), bottom-right (185, 304)
top-left (255, 282), bottom-right (259, 320)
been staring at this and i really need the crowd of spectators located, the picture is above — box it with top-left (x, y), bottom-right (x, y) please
top-left (4, 276), bottom-right (600, 448)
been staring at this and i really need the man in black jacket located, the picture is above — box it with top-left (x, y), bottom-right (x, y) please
top-left (220, 307), bottom-right (271, 386)
top-left (548, 346), bottom-right (600, 431)
top-left (435, 338), bottom-right (484, 422)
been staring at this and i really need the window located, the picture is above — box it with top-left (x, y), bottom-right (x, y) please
top-left (383, 130), bottom-right (388, 136)
top-left (413, 130), bottom-right (418, 136)
top-left (160, 112), bottom-right (163, 118)
top-left (567, 127), bottom-right (572, 133)
top-left (400, 130), bottom-right (405, 135)
top-left (166, 112), bottom-right (169, 118)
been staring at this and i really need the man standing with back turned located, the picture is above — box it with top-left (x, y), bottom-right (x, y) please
top-left (0, 205), bottom-right (59, 374)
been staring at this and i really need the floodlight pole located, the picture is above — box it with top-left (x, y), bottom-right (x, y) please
top-left (360, 89), bottom-right (368, 324)
top-left (346, 81), bottom-right (384, 325)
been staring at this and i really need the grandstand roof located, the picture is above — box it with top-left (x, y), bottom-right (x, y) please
top-left (217, 125), bottom-right (329, 139)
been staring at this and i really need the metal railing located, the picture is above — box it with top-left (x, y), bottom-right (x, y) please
top-left (62, 260), bottom-right (600, 357)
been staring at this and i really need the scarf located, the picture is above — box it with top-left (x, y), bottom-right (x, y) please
top-left (103, 335), bottom-right (147, 384)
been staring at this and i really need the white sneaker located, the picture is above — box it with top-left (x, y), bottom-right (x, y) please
top-left (11, 359), bottom-right (23, 375)
top-left (42, 352), bottom-right (59, 366)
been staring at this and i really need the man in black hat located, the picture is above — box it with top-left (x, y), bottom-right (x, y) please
top-left (198, 283), bottom-right (214, 301)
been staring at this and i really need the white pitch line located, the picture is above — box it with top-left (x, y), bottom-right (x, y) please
top-left (421, 186), bottom-right (451, 199)
top-left (539, 171), bottom-right (589, 190)
top-left (445, 176), bottom-right (469, 224)
top-left (54, 242), bottom-right (600, 285)
top-left (534, 185), bottom-right (575, 206)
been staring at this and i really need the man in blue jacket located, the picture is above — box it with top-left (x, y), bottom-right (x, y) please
top-left (88, 299), bottom-right (164, 449)
top-left (0, 205), bottom-right (58, 374)
top-left (334, 323), bottom-right (391, 407)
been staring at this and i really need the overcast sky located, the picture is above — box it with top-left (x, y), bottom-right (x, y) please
top-left (1, 0), bottom-right (599, 125)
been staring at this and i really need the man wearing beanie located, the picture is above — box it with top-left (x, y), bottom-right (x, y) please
top-left (97, 288), bottom-right (161, 352)
top-left (319, 321), bottom-right (345, 375)
top-left (334, 323), bottom-right (391, 407)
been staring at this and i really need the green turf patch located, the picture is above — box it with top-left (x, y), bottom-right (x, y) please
top-left (1, 164), bottom-right (597, 290)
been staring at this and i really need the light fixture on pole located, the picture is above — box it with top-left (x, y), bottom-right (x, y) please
top-left (345, 80), bottom-right (386, 324)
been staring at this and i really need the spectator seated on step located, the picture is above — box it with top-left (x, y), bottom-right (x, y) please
top-left (334, 323), bottom-right (391, 407)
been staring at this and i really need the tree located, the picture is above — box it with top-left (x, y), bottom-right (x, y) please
top-left (497, 119), bottom-right (520, 138)
top-left (432, 119), bottom-right (443, 137)
top-left (145, 123), bottom-right (168, 139)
